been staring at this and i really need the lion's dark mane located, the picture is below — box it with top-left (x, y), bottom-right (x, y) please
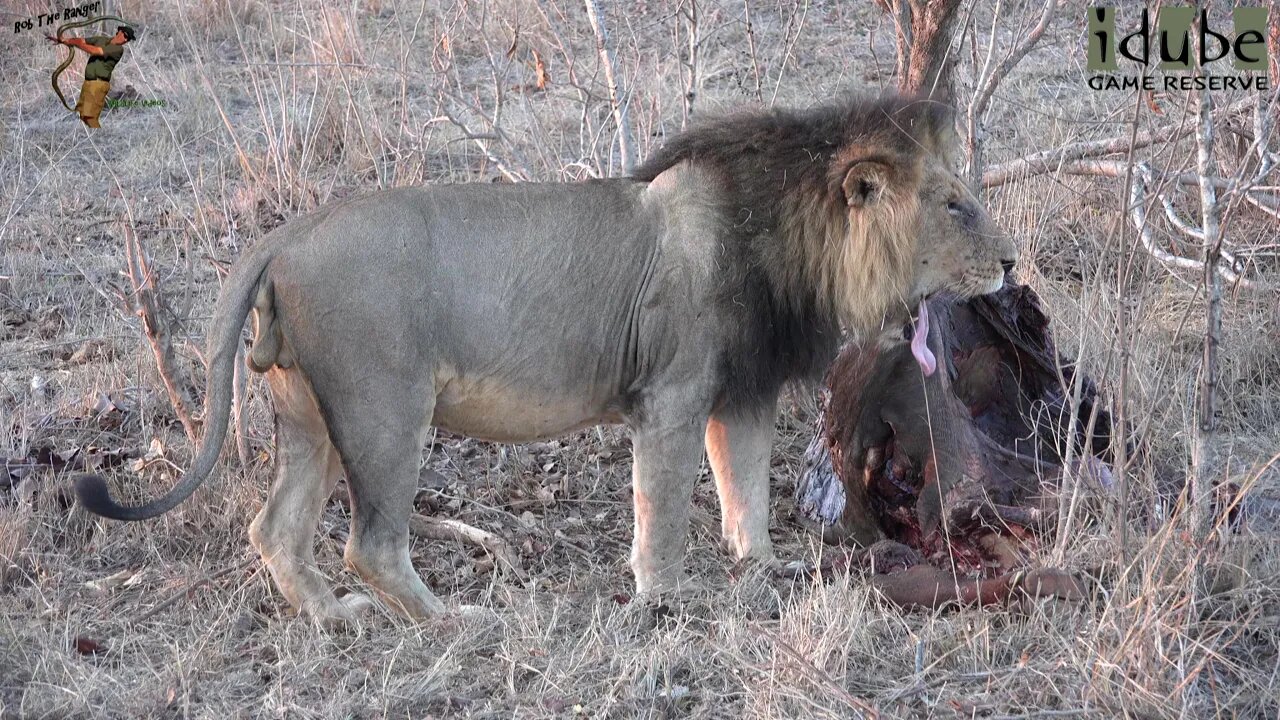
top-left (631, 94), bottom-right (949, 413)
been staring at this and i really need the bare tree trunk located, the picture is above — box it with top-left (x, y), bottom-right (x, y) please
top-left (886, 0), bottom-right (1072, 193)
top-left (681, 0), bottom-right (700, 126)
top-left (882, 0), bottom-right (913, 90)
top-left (901, 0), bottom-right (962, 99)
top-left (583, 0), bottom-right (636, 174)
top-left (1191, 68), bottom-right (1222, 543)
top-left (891, 0), bottom-right (961, 100)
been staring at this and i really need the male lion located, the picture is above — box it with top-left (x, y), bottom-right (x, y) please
top-left (76, 94), bottom-right (1017, 624)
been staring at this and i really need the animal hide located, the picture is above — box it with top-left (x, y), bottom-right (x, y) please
top-left (794, 283), bottom-right (1114, 607)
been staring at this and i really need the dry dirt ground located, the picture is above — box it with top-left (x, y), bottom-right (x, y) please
top-left (2, 1), bottom-right (1279, 718)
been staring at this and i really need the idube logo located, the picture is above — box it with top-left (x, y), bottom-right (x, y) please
top-left (1086, 7), bottom-right (1270, 91)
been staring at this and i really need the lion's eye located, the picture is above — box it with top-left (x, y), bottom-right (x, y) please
top-left (947, 201), bottom-right (966, 216)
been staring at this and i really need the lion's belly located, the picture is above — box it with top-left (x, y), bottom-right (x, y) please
top-left (430, 373), bottom-right (622, 443)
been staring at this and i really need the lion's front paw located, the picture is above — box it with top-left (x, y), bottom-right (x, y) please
top-left (453, 603), bottom-right (498, 620)
top-left (301, 591), bottom-right (375, 629)
top-left (633, 574), bottom-right (708, 614)
top-left (728, 553), bottom-right (781, 582)
top-left (337, 591), bottom-right (375, 616)
top-left (719, 533), bottom-right (776, 563)
top-left (634, 570), bottom-right (698, 598)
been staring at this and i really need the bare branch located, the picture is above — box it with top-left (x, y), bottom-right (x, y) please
top-left (982, 95), bottom-right (1261, 188)
top-left (1058, 159), bottom-right (1279, 213)
top-left (122, 227), bottom-right (201, 443)
top-left (984, 132), bottom-right (1173, 188)
top-left (1158, 192), bottom-right (1205, 240)
top-left (970, 0), bottom-right (1057, 121)
top-left (1246, 192), bottom-right (1280, 218)
top-left (681, 0), bottom-right (700, 125)
top-left (1190, 65), bottom-right (1224, 542)
top-left (1077, 161), bottom-right (1256, 288)
top-left (741, 0), bottom-right (764, 102)
top-left (433, 103), bottom-right (533, 183)
top-left (963, 0), bottom-right (1056, 184)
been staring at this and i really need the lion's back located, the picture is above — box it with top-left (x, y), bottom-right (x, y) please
top-left (258, 179), bottom-right (685, 405)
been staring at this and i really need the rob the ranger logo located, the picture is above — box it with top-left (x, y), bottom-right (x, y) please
top-left (1087, 7), bottom-right (1271, 92)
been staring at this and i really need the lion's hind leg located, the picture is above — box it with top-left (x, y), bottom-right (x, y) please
top-left (320, 378), bottom-right (446, 620)
top-left (250, 367), bottom-right (371, 625)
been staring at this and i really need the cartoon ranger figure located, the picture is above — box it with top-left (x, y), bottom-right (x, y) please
top-left (46, 25), bottom-right (135, 128)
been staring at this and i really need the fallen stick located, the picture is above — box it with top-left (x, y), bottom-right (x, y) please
top-left (131, 557), bottom-right (254, 623)
top-left (408, 514), bottom-right (525, 580)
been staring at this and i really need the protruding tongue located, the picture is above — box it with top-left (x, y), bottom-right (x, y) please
top-left (910, 302), bottom-right (937, 377)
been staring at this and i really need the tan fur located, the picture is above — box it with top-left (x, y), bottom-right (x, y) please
top-left (74, 95), bottom-right (1018, 625)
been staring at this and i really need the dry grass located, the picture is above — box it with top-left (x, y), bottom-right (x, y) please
top-left (2, 1), bottom-right (1278, 717)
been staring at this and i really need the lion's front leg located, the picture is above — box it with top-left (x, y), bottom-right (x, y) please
top-left (705, 400), bottom-right (777, 563)
top-left (629, 417), bottom-right (707, 595)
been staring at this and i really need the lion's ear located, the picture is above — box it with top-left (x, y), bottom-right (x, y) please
top-left (841, 160), bottom-right (892, 209)
top-left (924, 104), bottom-right (957, 144)
top-left (921, 104), bottom-right (961, 167)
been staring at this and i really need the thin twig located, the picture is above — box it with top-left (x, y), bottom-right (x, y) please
top-left (132, 558), bottom-right (254, 623)
top-left (432, 103), bottom-right (532, 182)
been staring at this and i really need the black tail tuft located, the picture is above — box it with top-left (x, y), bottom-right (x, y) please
top-left (75, 474), bottom-right (149, 521)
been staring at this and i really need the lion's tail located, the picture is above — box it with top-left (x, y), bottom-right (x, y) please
top-left (75, 242), bottom-right (276, 521)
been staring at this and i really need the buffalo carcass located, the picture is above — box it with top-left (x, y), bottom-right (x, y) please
top-left (795, 283), bottom-right (1115, 608)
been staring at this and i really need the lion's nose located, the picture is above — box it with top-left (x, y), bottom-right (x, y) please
top-left (1001, 258), bottom-right (1016, 274)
